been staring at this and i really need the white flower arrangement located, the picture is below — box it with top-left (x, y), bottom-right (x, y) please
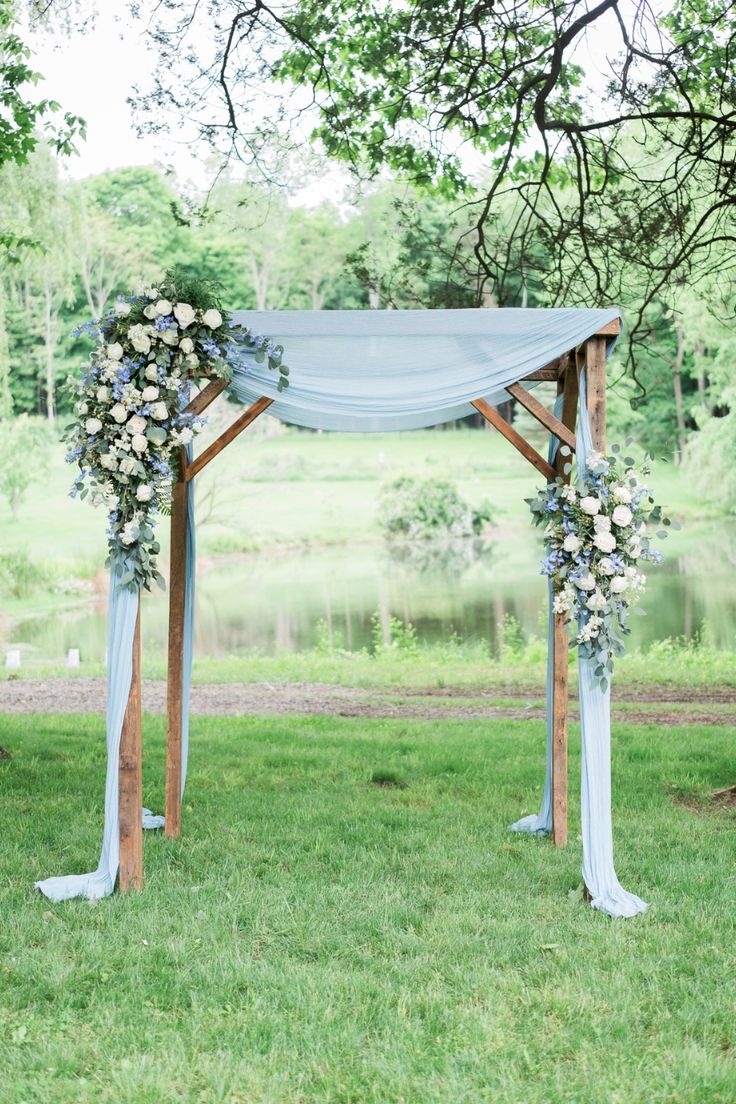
top-left (528, 444), bottom-right (676, 689)
top-left (66, 270), bottom-right (289, 591)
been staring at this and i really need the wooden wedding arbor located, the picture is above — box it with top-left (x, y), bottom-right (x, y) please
top-left (116, 319), bottom-right (618, 892)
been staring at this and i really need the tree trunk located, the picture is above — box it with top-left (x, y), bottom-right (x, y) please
top-left (43, 280), bottom-right (56, 423)
top-left (671, 323), bottom-right (686, 463)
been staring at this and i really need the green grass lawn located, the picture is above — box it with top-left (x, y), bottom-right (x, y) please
top-left (2, 712), bottom-right (735, 1103)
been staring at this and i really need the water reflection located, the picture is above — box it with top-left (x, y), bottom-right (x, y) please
top-left (4, 527), bottom-right (735, 663)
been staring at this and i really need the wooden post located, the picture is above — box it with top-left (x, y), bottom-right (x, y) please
top-left (166, 453), bottom-right (188, 839)
top-left (552, 611), bottom-right (569, 847)
top-left (551, 359), bottom-right (579, 848)
top-left (119, 604), bottom-right (143, 891)
top-left (585, 337), bottom-right (607, 452)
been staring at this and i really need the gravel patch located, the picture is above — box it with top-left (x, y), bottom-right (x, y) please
top-left (0, 677), bottom-right (733, 725)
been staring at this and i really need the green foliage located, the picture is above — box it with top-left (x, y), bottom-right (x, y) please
top-left (379, 476), bottom-right (493, 541)
top-left (0, 547), bottom-right (51, 597)
top-left (370, 610), bottom-right (419, 655)
top-left (0, 413), bottom-right (51, 516)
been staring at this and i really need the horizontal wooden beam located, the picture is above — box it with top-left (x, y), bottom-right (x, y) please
top-left (471, 397), bottom-right (557, 483)
top-left (184, 396), bottom-right (273, 481)
top-left (522, 368), bottom-right (561, 381)
top-left (506, 382), bottom-right (577, 452)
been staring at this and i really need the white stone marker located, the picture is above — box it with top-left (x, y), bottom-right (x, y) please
top-left (67, 648), bottom-right (81, 668)
top-left (5, 649), bottom-right (21, 669)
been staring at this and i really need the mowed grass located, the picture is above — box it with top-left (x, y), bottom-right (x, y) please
top-left (2, 712), bottom-right (736, 1103)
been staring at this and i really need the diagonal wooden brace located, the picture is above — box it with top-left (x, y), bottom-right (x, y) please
top-left (471, 397), bottom-right (557, 483)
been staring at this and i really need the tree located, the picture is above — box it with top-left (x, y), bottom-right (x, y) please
top-left (0, 1), bottom-right (84, 250)
top-left (135, 0), bottom-right (736, 376)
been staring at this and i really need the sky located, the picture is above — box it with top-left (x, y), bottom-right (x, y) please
top-left (28, 6), bottom-right (351, 207)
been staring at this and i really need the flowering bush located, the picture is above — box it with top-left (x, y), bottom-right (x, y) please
top-left (528, 444), bottom-right (674, 689)
top-left (65, 270), bottom-right (289, 591)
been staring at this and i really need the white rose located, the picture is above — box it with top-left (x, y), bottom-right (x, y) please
top-left (185, 354), bottom-right (200, 370)
top-left (129, 324), bottom-right (151, 354)
top-left (145, 365), bottom-right (159, 381)
top-left (561, 485), bottom-right (577, 503)
top-left (628, 536), bottom-right (642, 557)
top-left (100, 453), bottom-right (118, 471)
top-left (77, 401), bottom-right (89, 415)
top-left (612, 504), bottom-right (633, 527)
top-left (136, 484), bottom-right (153, 502)
top-left (106, 342), bottom-right (123, 360)
top-left (96, 386), bottom-right (110, 403)
top-left (115, 300), bottom-right (131, 316)
top-left (141, 386), bottom-right (159, 402)
top-left (580, 496), bottom-right (601, 516)
top-left (131, 433), bottom-right (148, 454)
top-left (119, 457), bottom-right (137, 475)
top-left (612, 485), bottom-right (632, 504)
top-left (202, 308), bottom-right (223, 329)
top-left (144, 303), bottom-right (158, 320)
top-left (598, 556), bottom-right (616, 576)
top-left (593, 530), bottom-right (617, 553)
top-left (85, 417), bottom-right (102, 435)
top-left (121, 521), bottom-right (138, 545)
top-left (576, 572), bottom-right (596, 591)
top-left (151, 401), bottom-right (169, 421)
top-left (610, 576), bottom-right (628, 594)
top-left (155, 299), bottom-right (173, 316)
top-left (161, 328), bottom-right (179, 346)
top-left (638, 522), bottom-right (647, 536)
top-left (174, 302), bottom-right (196, 328)
top-left (562, 533), bottom-right (581, 553)
top-left (179, 337), bottom-right (194, 354)
top-left (145, 287), bottom-right (158, 299)
top-left (174, 426), bottom-right (194, 446)
top-left (593, 514), bottom-right (611, 532)
top-left (127, 415), bottom-right (147, 435)
top-left (586, 589), bottom-right (608, 611)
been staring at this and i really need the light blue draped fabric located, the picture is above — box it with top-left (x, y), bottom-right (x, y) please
top-left (508, 395), bottom-right (565, 838)
top-left (576, 375), bottom-right (648, 917)
top-left (35, 565), bottom-right (140, 900)
top-left (510, 375), bottom-right (647, 917)
top-left (228, 308), bottom-right (622, 432)
top-left (36, 447), bottom-right (196, 900)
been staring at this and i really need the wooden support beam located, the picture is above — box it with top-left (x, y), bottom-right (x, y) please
top-left (471, 397), bottom-right (557, 484)
top-left (585, 337), bottom-right (607, 452)
top-left (165, 468), bottom-right (188, 839)
top-left (182, 378), bottom-right (228, 419)
top-left (184, 396), bottom-right (273, 482)
top-left (551, 611), bottom-right (569, 847)
top-left (521, 368), bottom-right (561, 381)
top-left (506, 382), bottom-right (577, 452)
top-left (119, 604), bottom-right (143, 891)
top-left (550, 359), bottom-right (579, 849)
top-left (594, 318), bottom-right (621, 337)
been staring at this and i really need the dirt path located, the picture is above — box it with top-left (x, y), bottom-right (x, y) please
top-left (1, 677), bottom-right (734, 726)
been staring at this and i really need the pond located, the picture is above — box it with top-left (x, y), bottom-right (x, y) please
top-left (5, 523), bottom-right (735, 665)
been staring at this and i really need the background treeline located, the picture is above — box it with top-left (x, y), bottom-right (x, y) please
top-left (0, 146), bottom-right (732, 503)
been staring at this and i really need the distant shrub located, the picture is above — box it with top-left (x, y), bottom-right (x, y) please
top-left (0, 415), bottom-right (53, 519)
top-left (0, 551), bottom-right (52, 598)
top-left (379, 477), bottom-right (493, 541)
